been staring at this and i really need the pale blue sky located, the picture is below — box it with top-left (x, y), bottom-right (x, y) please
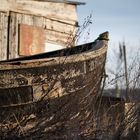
top-left (76, 0), bottom-right (140, 85)
top-left (76, 0), bottom-right (140, 47)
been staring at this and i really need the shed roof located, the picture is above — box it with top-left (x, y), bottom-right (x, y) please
top-left (33, 0), bottom-right (85, 5)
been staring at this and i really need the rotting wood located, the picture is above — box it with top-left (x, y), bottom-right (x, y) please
top-left (0, 33), bottom-right (108, 101)
top-left (0, 0), bottom-right (77, 24)
top-left (0, 32), bottom-right (110, 140)
top-left (8, 11), bottom-right (76, 59)
top-left (0, 12), bottom-right (8, 60)
top-left (0, 0), bottom-right (79, 60)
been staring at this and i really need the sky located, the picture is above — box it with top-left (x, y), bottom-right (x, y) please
top-left (76, 0), bottom-right (140, 48)
top-left (76, 0), bottom-right (140, 86)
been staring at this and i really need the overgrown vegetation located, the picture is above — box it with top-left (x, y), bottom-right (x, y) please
top-left (0, 14), bottom-right (139, 140)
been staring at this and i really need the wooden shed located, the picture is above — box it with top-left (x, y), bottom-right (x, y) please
top-left (0, 0), bottom-right (85, 60)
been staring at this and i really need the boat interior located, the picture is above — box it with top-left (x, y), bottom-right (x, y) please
top-left (0, 41), bottom-right (98, 63)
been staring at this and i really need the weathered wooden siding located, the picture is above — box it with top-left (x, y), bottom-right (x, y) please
top-left (0, 12), bottom-right (8, 60)
top-left (0, 0), bottom-right (77, 24)
top-left (16, 0), bottom-right (77, 24)
top-left (0, 0), bottom-right (11, 12)
top-left (9, 12), bottom-right (76, 59)
top-left (0, 0), bottom-right (77, 60)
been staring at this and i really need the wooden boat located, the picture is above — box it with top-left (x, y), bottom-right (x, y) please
top-left (0, 32), bottom-right (109, 139)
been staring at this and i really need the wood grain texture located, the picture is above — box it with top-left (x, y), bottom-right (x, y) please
top-left (0, 0), bottom-right (77, 24)
top-left (0, 0), bottom-right (77, 60)
top-left (8, 12), bottom-right (76, 59)
top-left (0, 12), bottom-right (8, 60)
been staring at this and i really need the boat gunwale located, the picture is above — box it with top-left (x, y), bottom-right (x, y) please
top-left (0, 40), bottom-right (108, 70)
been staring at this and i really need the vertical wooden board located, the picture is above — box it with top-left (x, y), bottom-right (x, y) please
top-left (9, 12), bottom-right (17, 59)
top-left (0, 13), bottom-right (1, 55)
top-left (4, 13), bottom-right (8, 60)
top-left (0, 12), bottom-right (8, 60)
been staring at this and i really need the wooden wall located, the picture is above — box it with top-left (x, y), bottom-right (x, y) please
top-left (9, 12), bottom-right (76, 59)
top-left (0, 0), bottom-right (77, 24)
top-left (0, 0), bottom-right (78, 60)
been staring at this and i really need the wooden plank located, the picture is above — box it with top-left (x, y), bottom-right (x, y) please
top-left (16, 0), bottom-right (77, 22)
top-left (9, 12), bottom-right (18, 59)
top-left (0, 86), bottom-right (33, 106)
top-left (0, 12), bottom-right (8, 60)
top-left (0, 0), bottom-right (77, 25)
top-left (45, 19), bottom-right (76, 35)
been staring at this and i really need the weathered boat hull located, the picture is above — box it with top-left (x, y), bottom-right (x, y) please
top-left (0, 32), bottom-right (109, 139)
